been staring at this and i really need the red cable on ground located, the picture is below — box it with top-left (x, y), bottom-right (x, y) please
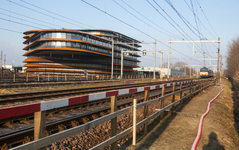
top-left (191, 81), bottom-right (226, 150)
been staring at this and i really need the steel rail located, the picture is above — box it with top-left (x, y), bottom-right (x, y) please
top-left (0, 79), bottom-right (195, 105)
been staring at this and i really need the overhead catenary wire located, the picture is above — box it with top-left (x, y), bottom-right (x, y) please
top-left (7, 0), bottom-right (87, 29)
top-left (149, 0), bottom-right (216, 59)
top-left (151, 0), bottom-right (209, 56)
top-left (164, 0), bottom-right (215, 58)
top-left (81, 0), bottom-right (197, 61)
top-left (19, 0), bottom-right (95, 29)
top-left (0, 17), bottom-right (42, 29)
top-left (0, 12), bottom-right (52, 28)
top-left (120, 0), bottom-right (183, 39)
top-left (0, 27), bottom-right (22, 34)
top-left (195, 0), bottom-right (219, 38)
top-left (0, 7), bottom-right (61, 28)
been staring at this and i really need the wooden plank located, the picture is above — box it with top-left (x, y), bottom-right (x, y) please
top-left (111, 95), bottom-right (117, 150)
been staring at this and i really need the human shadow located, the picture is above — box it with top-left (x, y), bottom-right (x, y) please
top-left (203, 132), bottom-right (224, 150)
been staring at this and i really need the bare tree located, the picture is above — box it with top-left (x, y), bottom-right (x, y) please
top-left (227, 36), bottom-right (239, 78)
top-left (173, 61), bottom-right (187, 71)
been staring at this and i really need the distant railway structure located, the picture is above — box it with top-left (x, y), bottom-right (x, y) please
top-left (22, 29), bottom-right (141, 77)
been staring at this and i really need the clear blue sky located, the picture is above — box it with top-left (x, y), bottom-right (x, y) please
top-left (0, 0), bottom-right (238, 71)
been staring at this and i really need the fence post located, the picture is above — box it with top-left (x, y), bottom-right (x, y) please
top-left (179, 84), bottom-right (183, 105)
top-left (48, 74), bottom-right (50, 82)
top-left (111, 95), bottom-right (117, 150)
top-left (171, 84), bottom-right (176, 111)
top-left (190, 82), bottom-right (193, 99)
top-left (13, 73), bottom-right (15, 82)
top-left (26, 73), bottom-right (28, 82)
top-left (143, 90), bottom-right (149, 132)
top-left (34, 111), bottom-right (46, 141)
top-left (160, 87), bottom-right (165, 119)
top-left (133, 98), bottom-right (137, 146)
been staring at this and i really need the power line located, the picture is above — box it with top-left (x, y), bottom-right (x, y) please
top-left (113, 0), bottom-right (180, 39)
top-left (150, 0), bottom-right (215, 59)
top-left (0, 12), bottom-right (52, 28)
top-left (0, 17), bottom-right (42, 29)
top-left (7, 0), bottom-right (86, 29)
top-left (120, 0), bottom-right (182, 39)
top-left (81, 0), bottom-right (197, 60)
top-left (0, 7), bottom-right (60, 28)
top-left (195, 0), bottom-right (219, 38)
top-left (183, 0), bottom-right (217, 39)
top-left (0, 27), bottom-right (22, 34)
top-left (147, 0), bottom-right (206, 56)
top-left (20, 0), bottom-right (95, 29)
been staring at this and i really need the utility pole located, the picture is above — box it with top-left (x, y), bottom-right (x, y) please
top-left (197, 58), bottom-right (199, 78)
top-left (190, 58), bottom-right (192, 78)
top-left (0, 51), bottom-right (2, 71)
top-left (160, 50), bottom-right (163, 69)
top-left (217, 37), bottom-right (220, 83)
top-left (111, 39), bottom-right (114, 79)
top-left (167, 39), bottom-right (171, 80)
top-left (4, 54), bottom-right (6, 69)
top-left (153, 40), bottom-right (156, 79)
top-left (220, 54), bottom-right (222, 81)
top-left (120, 41), bottom-right (156, 79)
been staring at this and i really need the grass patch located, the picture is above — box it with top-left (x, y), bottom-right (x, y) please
top-left (227, 81), bottom-right (232, 88)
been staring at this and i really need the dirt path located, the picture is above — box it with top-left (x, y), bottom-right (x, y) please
top-left (125, 80), bottom-right (239, 150)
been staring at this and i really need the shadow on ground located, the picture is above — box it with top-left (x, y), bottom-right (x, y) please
top-left (202, 132), bottom-right (224, 150)
top-left (119, 91), bottom-right (195, 150)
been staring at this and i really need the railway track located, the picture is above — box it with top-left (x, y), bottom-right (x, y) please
top-left (0, 79), bottom-right (121, 89)
top-left (0, 79), bottom-right (194, 107)
top-left (0, 82), bottom-right (195, 149)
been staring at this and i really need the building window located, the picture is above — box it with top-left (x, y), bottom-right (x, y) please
top-left (66, 41), bottom-right (71, 48)
top-left (67, 33), bottom-right (71, 39)
top-left (76, 43), bottom-right (80, 48)
top-left (76, 34), bottom-right (80, 40)
top-left (52, 33), bottom-right (56, 38)
top-left (71, 34), bottom-right (76, 39)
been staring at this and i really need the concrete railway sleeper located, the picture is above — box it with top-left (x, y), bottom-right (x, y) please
top-left (0, 79), bottom-right (215, 149)
top-left (5, 79), bottom-right (214, 150)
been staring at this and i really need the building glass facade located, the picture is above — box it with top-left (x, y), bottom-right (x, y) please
top-left (23, 29), bottom-right (141, 75)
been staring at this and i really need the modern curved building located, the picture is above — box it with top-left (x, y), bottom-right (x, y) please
top-left (23, 29), bottom-right (141, 76)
